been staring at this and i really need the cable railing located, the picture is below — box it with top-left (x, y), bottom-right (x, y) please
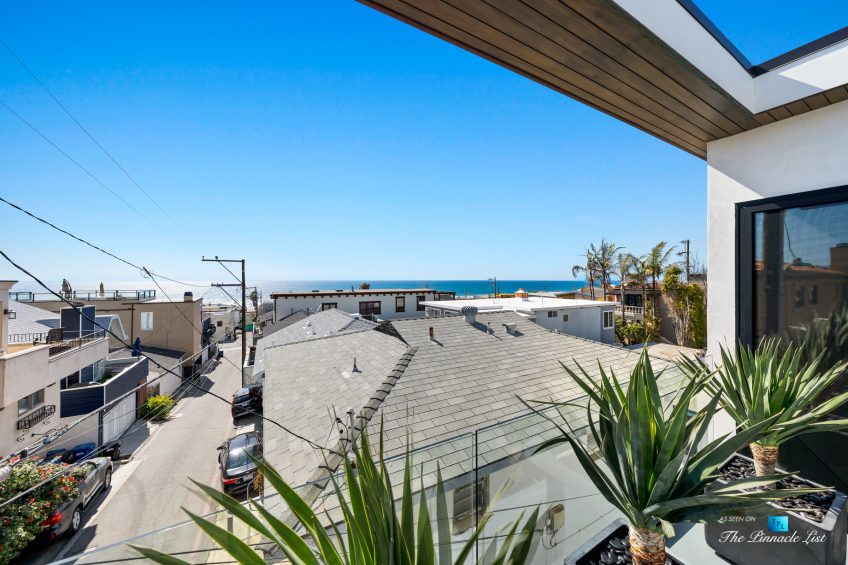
top-left (10, 289), bottom-right (156, 302)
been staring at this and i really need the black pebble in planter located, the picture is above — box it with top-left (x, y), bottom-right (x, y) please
top-left (705, 454), bottom-right (847, 565)
top-left (565, 518), bottom-right (686, 565)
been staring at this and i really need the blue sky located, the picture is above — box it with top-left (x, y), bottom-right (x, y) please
top-left (1, 2), bottom-right (843, 283)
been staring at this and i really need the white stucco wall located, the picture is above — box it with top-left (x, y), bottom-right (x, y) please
top-left (274, 291), bottom-right (451, 321)
top-left (706, 99), bottom-right (848, 360)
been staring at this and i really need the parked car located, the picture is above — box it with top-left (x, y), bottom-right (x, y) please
top-left (217, 431), bottom-right (262, 494)
top-left (39, 441), bottom-right (121, 465)
top-left (40, 457), bottom-right (113, 540)
top-left (231, 385), bottom-right (262, 419)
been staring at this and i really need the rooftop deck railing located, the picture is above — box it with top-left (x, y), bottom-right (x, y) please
top-left (9, 289), bottom-right (156, 302)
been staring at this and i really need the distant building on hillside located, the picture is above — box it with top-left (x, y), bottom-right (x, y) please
top-left (270, 288), bottom-right (455, 321)
top-left (421, 288), bottom-right (616, 344)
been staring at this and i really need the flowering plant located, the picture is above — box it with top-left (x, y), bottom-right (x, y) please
top-left (0, 460), bottom-right (85, 563)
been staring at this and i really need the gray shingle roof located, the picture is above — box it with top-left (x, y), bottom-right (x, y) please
top-left (263, 329), bottom-right (412, 487)
top-left (262, 310), bottom-right (689, 523)
top-left (306, 311), bottom-right (688, 523)
top-left (253, 309), bottom-right (380, 378)
top-left (261, 310), bottom-right (308, 337)
top-left (6, 300), bottom-right (56, 336)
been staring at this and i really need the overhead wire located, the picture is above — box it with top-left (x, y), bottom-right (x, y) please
top-left (0, 250), bottom-right (330, 510)
top-left (0, 195), bottom-right (206, 287)
top-left (0, 38), bottom-right (176, 224)
top-left (0, 101), bottom-right (155, 226)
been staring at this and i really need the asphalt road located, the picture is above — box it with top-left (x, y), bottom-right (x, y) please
top-left (20, 337), bottom-right (256, 564)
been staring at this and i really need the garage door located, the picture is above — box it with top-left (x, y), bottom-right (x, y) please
top-left (102, 393), bottom-right (136, 445)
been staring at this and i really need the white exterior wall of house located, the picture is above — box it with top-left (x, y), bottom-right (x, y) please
top-left (706, 99), bottom-right (848, 435)
top-left (706, 99), bottom-right (848, 357)
top-left (422, 298), bottom-right (616, 344)
top-left (273, 290), bottom-right (453, 321)
top-left (204, 307), bottom-right (239, 338)
top-left (0, 338), bottom-right (108, 456)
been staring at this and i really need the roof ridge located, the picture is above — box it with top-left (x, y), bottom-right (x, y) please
top-left (277, 346), bottom-right (419, 522)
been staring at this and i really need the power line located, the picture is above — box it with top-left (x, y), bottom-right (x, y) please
top-left (0, 38), bottom-right (176, 224)
top-left (0, 195), bottom-right (206, 287)
top-left (1, 100), bottom-right (154, 225)
top-left (0, 250), bottom-right (331, 510)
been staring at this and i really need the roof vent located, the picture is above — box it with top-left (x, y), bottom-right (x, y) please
top-left (352, 357), bottom-right (360, 373)
top-left (183, 291), bottom-right (193, 302)
top-left (461, 305), bottom-right (478, 324)
top-left (504, 322), bottom-right (517, 334)
top-left (515, 288), bottom-right (529, 301)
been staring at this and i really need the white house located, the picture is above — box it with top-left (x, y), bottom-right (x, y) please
top-left (0, 281), bottom-right (145, 459)
top-left (421, 289), bottom-right (616, 344)
top-left (271, 288), bottom-right (456, 321)
top-left (203, 304), bottom-right (240, 340)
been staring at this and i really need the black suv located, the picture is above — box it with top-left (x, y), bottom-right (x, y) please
top-left (231, 385), bottom-right (262, 419)
top-left (218, 431), bottom-right (262, 494)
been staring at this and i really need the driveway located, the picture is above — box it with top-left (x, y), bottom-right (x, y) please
top-left (20, 337), bottom-right (257, 564)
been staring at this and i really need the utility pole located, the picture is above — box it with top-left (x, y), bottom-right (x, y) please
top-left (203, 256), bottom-right (246, 374)
top-left (678, 240), bottom-right (691, 282)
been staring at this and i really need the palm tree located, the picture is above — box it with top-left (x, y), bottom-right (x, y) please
top-left (628, 254), bottom-right (650, 312)
top-left (646, 242), bottom-right (676, 316)
top-left (592, 239), bottom-right (622, 301)
top-left (572, 247), bottom-right (599, 300)
top-left (611, 250), bottom-right (631, 306)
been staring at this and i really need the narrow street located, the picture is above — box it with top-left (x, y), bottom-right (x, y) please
top-left (22, 337), bottom-right (256, 564)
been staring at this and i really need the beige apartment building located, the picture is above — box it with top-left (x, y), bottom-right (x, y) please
top-left (10, 288), bottom-right (204, 374)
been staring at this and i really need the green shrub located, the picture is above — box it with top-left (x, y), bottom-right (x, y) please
top-left (141, 394), bottom-right (176, 421)
top-left (615, 318), bottom-right (647, 345)
top-left (0, 461), bottom-right (86, 563)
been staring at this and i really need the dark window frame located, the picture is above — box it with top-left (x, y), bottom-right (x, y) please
top-left (737, 185), bottom-right (848, 346)
top-left (359, 301), bottom-right (382, 316)
top-left (416, 295), bottom-right (426, 312)
top-left (321, 303), bottom-right (337, 311)
top-left (395, 296), bottom-right (405, 313)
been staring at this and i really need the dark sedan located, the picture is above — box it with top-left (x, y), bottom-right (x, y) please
top-left (231, 385), bottom-right (262, 419)
top-left (41, 457), bottom-right (113, 539)
top-left (218, 432), bottom-right (262, 495)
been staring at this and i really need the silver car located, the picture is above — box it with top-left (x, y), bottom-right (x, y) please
top-left (40, 457), bottom-right (113, 539)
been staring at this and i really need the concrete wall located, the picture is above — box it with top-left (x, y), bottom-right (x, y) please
top-left (706, 99), bottom-right (848, 359)
top-left (274, 291), bottom-right (453, 321)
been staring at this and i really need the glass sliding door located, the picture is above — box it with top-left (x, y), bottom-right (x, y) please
top-left (738, 185), bottom-right (848, 489)
top-left (739, 187), bottom-right (848, 344)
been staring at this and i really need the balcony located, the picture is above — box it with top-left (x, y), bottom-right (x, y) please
top-left (9, 289), bottom-right (156, 302)
top-left (615, 304), bottom-right (644, 321)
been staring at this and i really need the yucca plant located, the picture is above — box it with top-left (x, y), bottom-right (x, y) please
top-left (680, 338), bottom-right (848, 477)
top-left (523, 350), bottom-right (825, 565)
top-left (131, 423), bottom-right (539, 564)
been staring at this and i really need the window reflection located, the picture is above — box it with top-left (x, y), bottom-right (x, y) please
top-left (753, 200), bottom-right (848, 341)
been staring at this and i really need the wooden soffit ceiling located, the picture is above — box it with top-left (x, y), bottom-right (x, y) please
top-left (358, 0), bottom-right (844, 159)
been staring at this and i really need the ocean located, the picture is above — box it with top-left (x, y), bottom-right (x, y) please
top-left (9, 279), bottom-right (587, 304)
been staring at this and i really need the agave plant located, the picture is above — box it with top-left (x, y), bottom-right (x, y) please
top-left (131, 423), bottom-right (539, 564)
top-left (524, 350), bottom-right (824, 565)
top-left (680, 338), bottom-right (848, 476)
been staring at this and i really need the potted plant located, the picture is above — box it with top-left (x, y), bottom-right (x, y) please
top-left (681, 338), bottom-right (848, 477)
top-left (524, 350), bottom-right (821, 565)
top-left (680, 339), bottom-right (848, 564)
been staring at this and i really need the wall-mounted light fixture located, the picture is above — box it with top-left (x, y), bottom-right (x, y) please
top-left (4, 309), bottom-right (16, 320)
